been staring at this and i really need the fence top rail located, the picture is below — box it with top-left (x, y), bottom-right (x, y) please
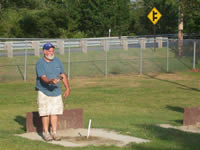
top-left (0, 38), bottom-right (200, 51)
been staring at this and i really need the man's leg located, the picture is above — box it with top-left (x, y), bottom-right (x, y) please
top-left (50, 115), bottom-right (58, 132)
top-left (42, 115), bottom-right (50, 133)
top-left (50, 115), bottom-right (61, 141)
top-left (41, 115), bottom-right (53, 141)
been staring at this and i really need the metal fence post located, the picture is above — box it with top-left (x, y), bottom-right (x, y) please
top-left (67, 39), bottom-right (71, 79)
top-left (140, 40), bottom-right (143, 74)
top-left (24, 41), bottom-right (27, 81)
top-left (193, 41), bottom-right (196, 69)
top-left (105, 39), bottom-right (108, 77)
top-left (166, 39), bottom-right (169, 72)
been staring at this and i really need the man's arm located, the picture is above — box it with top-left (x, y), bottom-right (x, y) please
top-left (60, 73), bottom-right (70, 98)
top-left (41, 75), bottom-right (60, 85)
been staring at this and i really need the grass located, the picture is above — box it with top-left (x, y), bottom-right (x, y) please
top-left (1, 71), bottom-right (200, 149)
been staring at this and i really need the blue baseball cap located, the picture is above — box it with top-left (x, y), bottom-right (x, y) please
top-left (43, 43), bottom-right (55, 50)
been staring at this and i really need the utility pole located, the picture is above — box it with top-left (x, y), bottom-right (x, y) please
top-left (0, 0), bottom-right (2, 10)
top-left (178, 0), bottom-right (183, 56)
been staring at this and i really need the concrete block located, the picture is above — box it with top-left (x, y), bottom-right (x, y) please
top-left (57, 40), bottom-right (64, 55)
top-left (80, 40), bottom-right (87, 53)
top-left (156, 37), bottom-right (163, 48)
top-left (26, 109), bottom-right (83, 133)
top-left (139, 38), bottom-right (146, 49)
top-left (121, 38), bottom-right (128, 51)
top-left (5, 42), bottom-right (13, 58)
top-left (32, 41), bottom-right (40, 56)
top-left (184, 107), bottom-right (200, 126)
top-left (102, 40), bottom-right (109, 52)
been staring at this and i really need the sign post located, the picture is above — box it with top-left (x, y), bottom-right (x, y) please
top-left (147, 7), bottom-right (162, 51)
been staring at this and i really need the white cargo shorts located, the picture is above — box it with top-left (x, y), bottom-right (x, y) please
top-left (37, 91), bottom-right (64, 116)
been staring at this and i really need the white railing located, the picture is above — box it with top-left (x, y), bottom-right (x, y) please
top-left (0, 37), bottom-right (168, 57)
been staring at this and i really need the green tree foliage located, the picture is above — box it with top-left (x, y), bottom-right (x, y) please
top-left (0, 9), bottom-right (24, 37)
top-left (130, 0), bottom-right (178, 35)
top-left (0, 0), bottom-right (45, 9)
top-left (18, 10), bottom-right (61, 38)
top-left (181, 0), bottom-right (200, 34)
top-left (77, 0), bottom-right (130, 37)
top-left (4, 0), bottom-right (81, 38)
top-left (0, 0), bottom-right (199, 38)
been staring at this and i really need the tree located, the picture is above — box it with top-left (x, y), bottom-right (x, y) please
top-left (0, 8), bottom-right (24, 37)
top-left (77, 0), bottom-right (130, 37)
top-left (130, 0), bottom-right (178, 35)
top-left (1, 0), bottom-right (200, 38)
top-left (181, 0), bottom-right (200, 34)
top-left (10, 0), bottom-right (80, 38)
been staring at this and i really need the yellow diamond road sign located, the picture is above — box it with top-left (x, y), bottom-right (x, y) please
top-left (147, 7), bottom-right (162, 25)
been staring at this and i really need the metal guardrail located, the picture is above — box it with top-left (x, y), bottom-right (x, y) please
top-left (0, 38), bottom-right (163, 50)
top-left (0, 37), bottom-right (168, 57)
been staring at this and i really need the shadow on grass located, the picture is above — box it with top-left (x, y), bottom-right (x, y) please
top-left (16, 65), bottom-right (24, 80)
top-left (108, 59), bottom-right (140, 74)
top-left (14, 116), bottom-right (44, 140)
top-left (145, 74), bottom-right (200, 93)
top-left (130, 124), bottom-right (200, 150)
top-left (92, 61), bottom-right (104, 75)
top-left (177, 57), bottom-right (192, 70)
top-left (166, 105), bottom-right (184, 113)
top-left (159, 92), bottom-right (185, 126)
top-left (166, 106), bottom-right (184, 125)
top-left (119, 59), bottom-right (140, 73)
top-left (174, 119), bottom-right (183, 124)
top-left (15, 116), bottom-right (26, 131)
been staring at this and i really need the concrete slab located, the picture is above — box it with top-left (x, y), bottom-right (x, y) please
top-left (16, 128), bottom-right (150, 147)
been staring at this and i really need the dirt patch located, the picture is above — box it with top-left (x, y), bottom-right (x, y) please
top-left (70, 77), bottom-right (99, 88)
top-left (16, 128), bottom-right (150, 147)
top-left (191, 68), bottom-right (200, 72)
top-left (70, 75), bottom-right (141, 89)
top-left (62, 135), bottom-right (122, 146)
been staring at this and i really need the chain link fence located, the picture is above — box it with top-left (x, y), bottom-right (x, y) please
top-left (0, 38), bottom-right (199, 82)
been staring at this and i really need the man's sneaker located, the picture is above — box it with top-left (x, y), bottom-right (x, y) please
top-left (51, 132), bottom-right (61, 141)
top-left (42, 132), bottom-right (53, 142)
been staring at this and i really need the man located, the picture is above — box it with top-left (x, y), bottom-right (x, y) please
top-left (35, 43), bottom-right (70, 141)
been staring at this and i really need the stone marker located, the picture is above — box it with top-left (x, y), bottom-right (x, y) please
top-left (184, 107), bottom-right (200, 126)
top-left (26, 109), bottom-right (83, 133)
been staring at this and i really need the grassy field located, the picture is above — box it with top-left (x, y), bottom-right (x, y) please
top-left (1, 71), bottom-right (200, 150)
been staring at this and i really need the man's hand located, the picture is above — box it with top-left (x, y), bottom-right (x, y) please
top-left (64, 88), bottom-right (70, 98)
top-left (58, 74), bottom-right (64, 80)
top-left (50, 78), bottom-right (60, 84)
top-left (41, 75), bottom-right (60, 85)
top-left (59, 73), bottom-right (70, 98)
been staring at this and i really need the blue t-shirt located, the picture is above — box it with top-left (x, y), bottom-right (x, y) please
top-left (35, 57), bottom-right (65, 96)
